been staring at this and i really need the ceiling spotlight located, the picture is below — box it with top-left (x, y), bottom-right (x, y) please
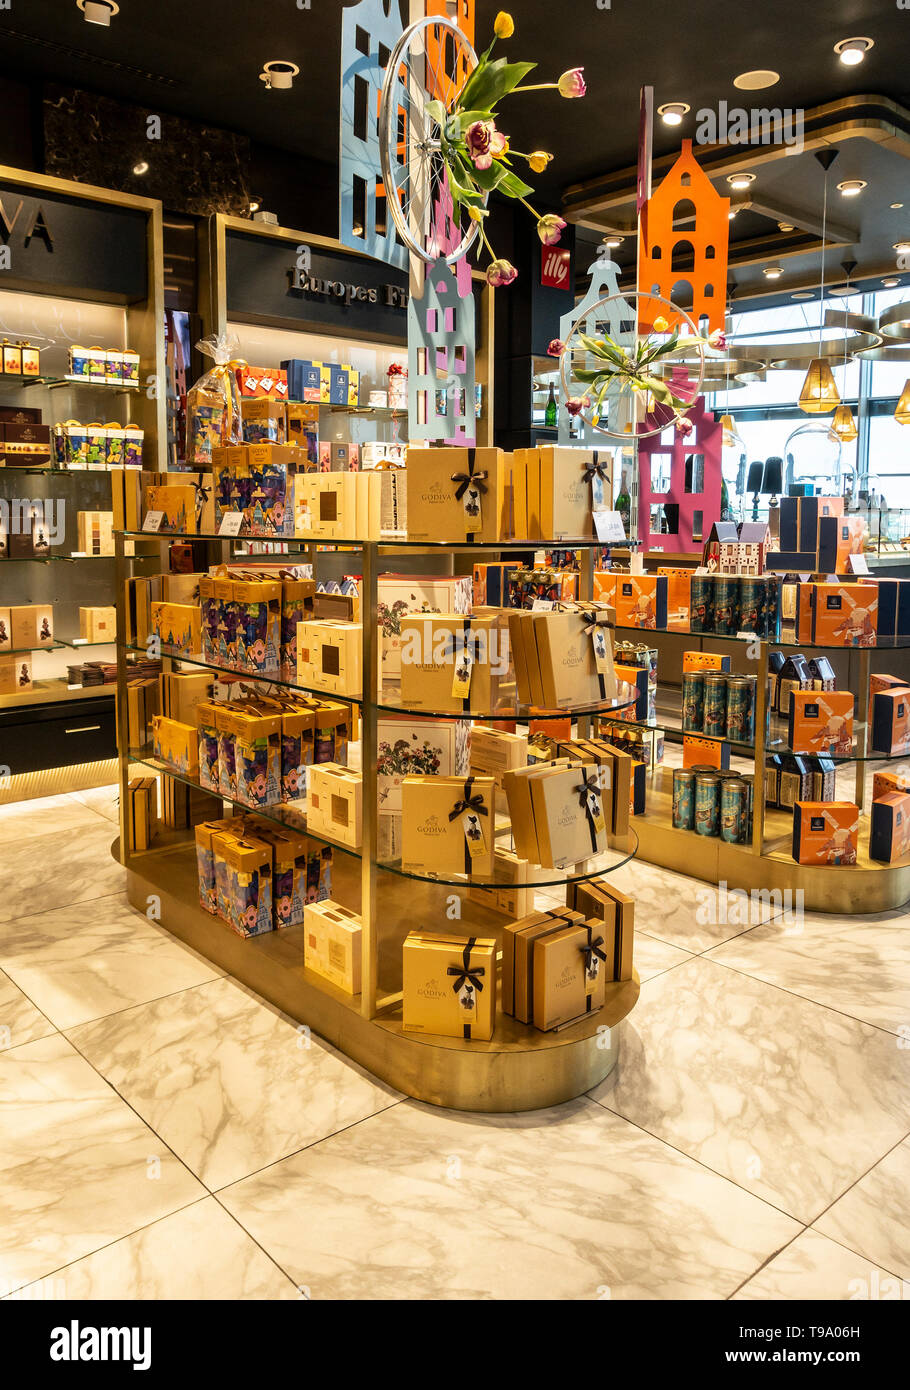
top-left (882, 277), bottom-right (900, 288)
top-left (728, 209), bottom-right (738, 220)
top-left (791, 291), bottom-right (814, 300)
top-left (726, 172), bottom-right (756, 190)
top-left (892, 203), bottom-right (904, 210)
top-left (132, 160), bottom-right (149, 176)
top-left (778, 221), bottom-right (796, 232)
top-left (657, 102), bottom-right (690, 126)
top-left (834, 37), bottom-right (874, 66)
top-left (733, 70), bottom-right (780, 90)
top-left (894, 241), bottom-right (910, 255)
top-left (603, 235), bottom-right (624, 248)
top-left (837, 179), bottom-right (866, 197)
top-left (260, 59), bottom-right (300, 90)
top-left (763, 264), bottom-right (783, 279)
top-left (77, 0), bottom-right (119, 24)
top-left (248, 199), bottom-right (260, 213)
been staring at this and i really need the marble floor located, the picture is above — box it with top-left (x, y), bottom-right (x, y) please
top-left (1, 787), bottom-right (909, 1301)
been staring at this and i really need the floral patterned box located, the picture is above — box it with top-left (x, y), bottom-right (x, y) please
top-left (377, 716), bottom-right (470, 816)
top-left (378, 573), bottom-right (472, 683)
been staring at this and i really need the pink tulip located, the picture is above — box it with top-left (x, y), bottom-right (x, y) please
top-left (487, 258), bottom-right (518, 287)
top-left (547, 338), bottom-right (566, 357)
top-left (674, 416), bottom-right (694, 435)
top-left (537, 213), bottom-right (567, 246)
top-left (466, 119), bottom-right (507, 170)
top-left (708, 329), bottom-right (727, 350)
top-left (566, 395), bottom-right (590, 417)
top-left (557, 68), bottom-right (586, 99)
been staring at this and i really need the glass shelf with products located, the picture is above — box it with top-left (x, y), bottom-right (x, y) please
top-left (379, 828), bottom-right (639, 890)
top-left (613, 707), bottom-right (908, 764)
top-left (0, 374), bottom-right (139, 391)
top-left (0, 642), bottom-right (68, 656)
top-left (0, 553), bottom-right (116, 563)
top-left (614, 623), bottom-right (910, 651)
top-left (121, 641), bottom-right (365, 706)
top-left (119, 529), bottom-right (609, 552)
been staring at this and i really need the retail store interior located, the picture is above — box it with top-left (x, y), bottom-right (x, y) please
top-left (2, 0), bottom-right (910, 1322)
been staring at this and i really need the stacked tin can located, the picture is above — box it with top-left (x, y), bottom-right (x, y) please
top-left (680, 671), bottom-right (757, 743)
top-left (688, 575), bottom-right (779, 638)
top-left (673, 766), bottom-right (751, 843)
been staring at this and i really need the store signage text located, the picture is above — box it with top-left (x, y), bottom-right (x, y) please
top-left (287, 267), bottom-right (408, 310)
top-left (0, 197), bottom-right (54, 252)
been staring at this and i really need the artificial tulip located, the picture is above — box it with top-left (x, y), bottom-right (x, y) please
top-left (494, 11), bottom-right (515, 38)
top-left (487, 258), bottom-right (518, 287)
top-left (537, 213), bottom-right (566, 245)
top-left (557, 68), bottom-right (586, 98)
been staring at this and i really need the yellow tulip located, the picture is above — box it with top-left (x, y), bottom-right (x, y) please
top-left (653, 315), bottom-right (669, 333)
top-left (528, 151), bottom-right (553, 173)
top-left (494, 12), bottom-right (515, 39)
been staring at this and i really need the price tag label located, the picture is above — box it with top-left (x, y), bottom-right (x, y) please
top-left (218, 511), bottom-right (244, 537)
top-left (531, 598), bottom-right (556, 611)
top-left (142, 510), bottom-right (164, 533)
top-left (461, 810), bottom-right (487, 860)
top-left (591, 625), bottom-right (611, 677)
top-left (451, 641), bottom-right (474, 700)
top-left (593, 510), bottom-right (627, 543)
top-left (585, 786), bottom-right (606, 834)
top-left (848, 552), bottom-right (870, 575)
top-left (463, 486), bottom-right (482, 534)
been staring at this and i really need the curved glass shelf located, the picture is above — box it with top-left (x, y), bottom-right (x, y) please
top-left (128, 749), bottom-right (637, 890)
top-left (119, 529), bottom-right (608, 552)
top-left (614, 621), bottom-right (910, 651)
top-left (0, 374), bottom-right (139, 391)
top-left (0, 553), bottom-right (115, 563)
top-left (374, 680), bottom-right (640, 722)
top-left (0, 465), bottom-right (121, 477)
top-left (0, 642), bottom-right (67, 655)
top-left (378, 828), bottom-right (639, 890)
top-left (122, 642), bottom-right (363, 706)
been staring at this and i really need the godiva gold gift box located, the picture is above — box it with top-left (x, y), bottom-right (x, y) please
top-left (402, 932), bottom-right (497, 1040)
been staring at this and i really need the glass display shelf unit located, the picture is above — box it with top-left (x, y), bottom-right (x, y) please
top-left (1, 642), bottom-right (68, 656)
top-left (613, 621), bottom-right (910, 651)
top-left (128, 748), bottom-right (634, 891)
top-left (120, 528), bottom-right (610, 552)
top-left (0, 465), bottom-right (132, 477)
top-left (0, 375), bottom-right (138, 391)
top-left (123, 643), bottom-right (639, 723)
top-left (0, 554), bottom-right (115, 563)
top-left (614, 706), bottom-right (907, 763)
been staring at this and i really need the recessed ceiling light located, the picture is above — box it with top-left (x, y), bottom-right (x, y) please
top-left (894, 241), bottom-right (910, 254)
top-left (657, 102), bottom-right (690, 126)
top-left (763, 264), bottom-right (784, 279)
top-left (882, 277), bottom-right (900, 288)
top-left (726, 172), bottom-right (756, 190)
top-left (830, 283), bottom-right (860, 298)
top-left (837, 179), bottom-right (867, 197)
top-left (778, 222), bottom-right (796, 232)
top-left (260, 59), bottom-right (300, 90)
top-left (834, 37), bottom-right (874, 66)
top-left (77, 0), bottom-right (119, 24)
top-left (733, 70), bottom-right (780, 90)
top-left (132, 161), bottom-right (149, 176)
top-left (791, 291), bottom-right (814, 300)
top-left (892, 203), bottom-right (904, 210)
top-left (602, 235), bottom-right (624, 248)
top-left (728, 209), bottom-right (738, 220)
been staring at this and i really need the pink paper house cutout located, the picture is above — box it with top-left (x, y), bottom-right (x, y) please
top-left (636, 395), bottom-right (723, 553)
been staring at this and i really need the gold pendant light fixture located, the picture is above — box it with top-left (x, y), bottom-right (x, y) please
top-left (799, 150), bottom-right (840, 415)
top-left (831, 402), bottom-right (858, 440)
top-left (896, 379), bottom-right (910, 425)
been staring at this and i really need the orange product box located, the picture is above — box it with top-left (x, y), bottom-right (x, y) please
top-left (810, 582), bottom-right (877, 648)
top-left (682, 735), bottom-right (730, 771)
top-left (792, 800), bottom-right (859, 866)
top-left (235, 365), bottom-right (288, 400)
top-left (658, 567), bottom-right (691, 627)
top-left (871, 687), bottom-right (910, 757)
top-left (787, 690), bottom-right (854, 756)
top-left (872, 766), bottom-right (910, 800)
top-left (612, 574), bottom-right (668, 630)
top-left (835, 515), bottom-right (866, 571)
top-left (796, 582), bottom-right (814, 645)
top-left (870, 790), bottom-right (910, 864)
top-left (593, 572), bottom-right (616, 605)
top-left (682, 650), bottom-right (731, 673)
top-left (870, 673), bottom-right (906, 700)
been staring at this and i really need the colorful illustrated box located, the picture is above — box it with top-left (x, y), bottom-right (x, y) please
top-left (402, 932), bottom-right (497, 1040)
top-left (378, 572), bottom-right (472, 681)
top-left (810, 582), bottom-right (877, 647)
top-left (152, 715), bottom-right (199, 777)
top-left (401, 774), bottom-right (495, 879)
top-left (792, 800), bottom-right (859, 866)
top-left (221, 834), bottom-right (273, 937)
top-left (613, 575), bottom-right (668, 630)
top-left (377, 716), bottom-right (469, 815)
top-left (787, 690), bottom-right (854, 756)
top-left (150, 601), bottom-right (202, 656)
top-left (304, 900), bottom-right (362, 993)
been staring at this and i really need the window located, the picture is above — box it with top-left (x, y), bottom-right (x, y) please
top-left (705, 245), bottom-right (716, 260)
top-left (672, 198), bottom-right (697, 230)
top-left (652, 245), bottom-right (662, 260)
top-left (671, 239), bottom-right (695, 272)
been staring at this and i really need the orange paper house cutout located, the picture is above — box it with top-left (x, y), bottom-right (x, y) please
top-left (637, 139), bottom-right (729, 334)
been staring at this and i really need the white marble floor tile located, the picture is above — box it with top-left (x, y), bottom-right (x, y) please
top-left (8, 1198), bottom-right (300, 1301)
top-left (0, 1034), bottom-right (204, 1294)
top-left (590, 956), bottom-right (910, 1224)
top-left (634, 933), bottom-right (693, 983)
top-left (68, 976), bottom-right (403, 1190)
top-left (220, 1097), bottom-right (799, 1300)
top-left (0, 895), bottom-right (221, 1030)
top-left (733, 1228), bottom-right (902, 1301)
top-left (597, 858), bottom-right (780, 952)
top-left (815, 1137), bottom-right (910, 1282)
top-left (0, 823), bottom-right (125, 925)
top-left (0, 970), bottom-right (55, 1051)
top-left (0, 793), bottom-right (102, 847)
top-left (69, 783), bottom-right (122, 826)
top-left (707, 909), bottom-right (910, 1035)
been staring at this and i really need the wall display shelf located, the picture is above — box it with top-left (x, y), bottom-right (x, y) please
top-left (0, 164), bottom-right (164, 780)
top-left (116, 528), bottom-right (640, 1111)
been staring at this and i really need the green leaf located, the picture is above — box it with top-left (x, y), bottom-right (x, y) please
top-left (426, 99), bottom-right (447, 128)
top-left (459, 58), bottom-right (536, 113)
top-left (467, 160), bottom-right (511, 193)
top-left (573, 368), bottom-right (608, 383)
top-left (496, 169), bottom-right (534, 199)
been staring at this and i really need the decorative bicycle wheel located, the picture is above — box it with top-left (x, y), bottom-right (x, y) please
top-left (560, 291), bottom-right (708, 440)
top-left (378, 15), bottom-right (485, 266)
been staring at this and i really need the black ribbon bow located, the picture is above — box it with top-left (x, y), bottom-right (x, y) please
top-left (582, 450), bottom-right (609, 486)
top-left (449, 776), bottom-right (489, 875)
top-left (444, 618), bottom-right (474, 713)
top-left (450, 448), bottom-right (489, 501)
top-left (579, 609), bottom-right (613, 698)
top-left (579, 925), bottom-right (607, 1012)
top-left (576, 773), bottom-right (602, 853)
top-left (447, 936), bottom-right (486, 1038)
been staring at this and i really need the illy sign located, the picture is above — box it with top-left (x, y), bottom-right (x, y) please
top-left (540, 246), bottom-right (570, 289)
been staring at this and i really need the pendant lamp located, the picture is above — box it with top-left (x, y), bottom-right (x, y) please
top-left (799, 150), bottom-right (840, 415)
top-left (896, 379), bottom-right (910, 425)
top-left (831, 403), bottom-right (857, 441)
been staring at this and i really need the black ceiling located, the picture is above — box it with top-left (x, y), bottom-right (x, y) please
top-left (3, 0), bottom-right (909, 297)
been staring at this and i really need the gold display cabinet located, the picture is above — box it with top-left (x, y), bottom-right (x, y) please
top-left (116, 533), bottom-right (640, 1112)
top-left (611, 625), bottom-right (910, 913)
